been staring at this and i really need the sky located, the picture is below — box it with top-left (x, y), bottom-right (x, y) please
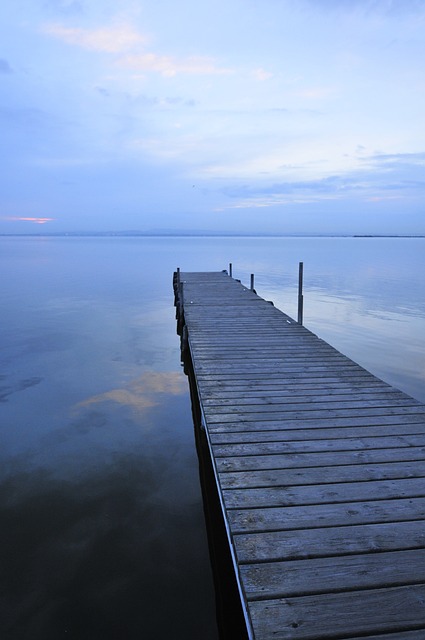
top-left (1, 0), bottom-right (425, 235)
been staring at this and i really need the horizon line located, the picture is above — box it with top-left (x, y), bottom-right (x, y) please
top-left (1, 232), bottom-right (425, 239)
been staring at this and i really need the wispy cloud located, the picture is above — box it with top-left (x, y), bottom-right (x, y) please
top-left (215, 193), bottom-right (340, 211)
top-left (295, 86), bottom-right (336, 100)
top-left (252, 67), bottom-right (273, 81)
top-left (116, 53), bottom-right (233, 77)
top-left (3, 217), bottom-right (55, 224)
top-left (214, 156), bottom-right (425, 211)
top-left (43, 21), bottom-right (233, 77)
top-left (43, 22), bottom-right (147, 53)
top-left (362, 151), bottom-right (425, 166)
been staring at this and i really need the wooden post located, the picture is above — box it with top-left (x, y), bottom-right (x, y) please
top-left (176, 267), bottom-right (180, 285)
top-left (229, 263), bottom-right (233, 277)
top-left (298, 261), bottom-right (304, 325)
top-left (250, 273), bottom-right (255, 291)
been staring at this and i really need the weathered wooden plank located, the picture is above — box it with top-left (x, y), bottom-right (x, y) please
top-left (212, 435), bottom-right (425, 456)
top-left (248, 586), bottom-right (425, 639)
top-left (234, 519), bottom-right (425, 562)
top-left (216, 445), bottom-right (425, 472)
top-left (202, 391), bottom-right (414, 408)
top-left (219, 460), bottom-right (425, 489)
top-left (210, 425), bottom-right (425, 443)
top-left (199, 380), bottom-right (391, 393)
top-left (204, 397), bottom-right (420, 414)
top-left (193, 349), bottom-right (348, 359)
top-left (228, 497), bottom-right (425, 533)
top-left (190, 344), bottom-right (343, 354)
top-left (201, 388), bottom-right (404, 403)
top-left (343, 631), bottom-right (425, 640)
top-left (222, 477), bottom-right (425, 508)
top-left (241, 548), bottom-right (425, 599)
top-left (195, 363), bottom-right (367, 374)
top-left (208, 414), bottom-right (425, 433)
top-left (205, 406), bottom-right (425, 424)
top-left (195, 369), bottom-right (385, 381)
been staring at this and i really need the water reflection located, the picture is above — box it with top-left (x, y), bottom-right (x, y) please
top-left (1, 389), bottom-right (218, 640)
top-left (0, 236), bottom-right (220, 639)
top-left (1, 461), bottom-right (216, 639)
top-left (77, 372), bottom-right (187, 413)
top-left (0, 376), bottom-right (43, 402)
top-left (1, 235), bottom-right (424, 639)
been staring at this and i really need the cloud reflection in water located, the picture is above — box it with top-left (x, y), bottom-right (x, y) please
top-left (77, 371), bottom-right (187, 413)
top-left (0, 371), bottom-right (218, 640)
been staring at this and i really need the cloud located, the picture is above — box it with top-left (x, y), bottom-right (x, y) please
top-left (216, 189), bottom-right (342, 211)
top-left (0, 59), bottom-right (12, 74)
top-left (42, 21), bottom-right (233, 77)
top-left (215, 155), bottom-right (425, 211)
top-left (295, 86), bottom-right (336, 100)
top-left (252, 67), bottom-right (273, 81)
top-left (131, 94), bottom-right (197, 108)
top-left (3, 217), bottom-right (55, 224)
top-left (116, 53), bottom-right (233, 77)
top-left (363, 151), bottom-right (425, 166)
top-left (77, 372), bottom-right (187, 413)
top-left (43, 22), bottom-right (147, 53)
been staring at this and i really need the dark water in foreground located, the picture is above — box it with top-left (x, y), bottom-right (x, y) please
top-left (1, 236), bottom-right (424, 639)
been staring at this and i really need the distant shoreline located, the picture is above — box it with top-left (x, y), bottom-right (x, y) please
top-left (0, 233), bottom-right (424, 239)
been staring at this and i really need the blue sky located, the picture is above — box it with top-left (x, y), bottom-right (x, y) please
top-left (1, 0), bottom-right (425, 234)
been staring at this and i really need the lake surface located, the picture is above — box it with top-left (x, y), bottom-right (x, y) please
top-left (1, 235), bottom-right (424, 639)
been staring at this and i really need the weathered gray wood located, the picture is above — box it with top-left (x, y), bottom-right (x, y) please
top-left (201, 388), bottom-right (408, 404)
top-left (204, 398), bottom-right (420, 414)
top-left (223, 477), bottom-right (425, 508)
top-left (202, 392), bottom-right (416, 409)
top-left (205, 405), bottom-right (425, 424)
top-left (234, 519), bottom-right (425, 562)
top-left (248, 586), bottom-right (425, 639)
top-left (219, 460), bottom-right (425, 489)
top-left (343, 631), bottom-right (425, 640)
top-left (195, 369), bottom-right (394, 380)
top-left (175, 270), bottom-right (425, 640)
top-left (210, 423), bottom-right (425, 444)
top-left (228, 497), bottom-right (425, 533)
top-left (212, 435), bottom-right (425, 456)
top-left (216, 445), bottom-right (425, 472)
top-left (200, 382), bottom-right (393, 396)
top-left (241, 548), bottom-right (425, 598)
top-left (208, 413), bottom-right (425, 432)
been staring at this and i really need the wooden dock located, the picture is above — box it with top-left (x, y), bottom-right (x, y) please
top-left (174, 270), bottom-right (425, 640)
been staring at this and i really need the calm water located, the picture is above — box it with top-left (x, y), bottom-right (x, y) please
top-left (1, 236), bottom-right (424, 639)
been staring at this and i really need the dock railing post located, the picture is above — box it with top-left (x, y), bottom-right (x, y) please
top-left (250, 273), bottom-right (255, 291)
top-left (229, 263), bottom-right (233, 278)
top-left (298, 261), bottom-right (304, 325)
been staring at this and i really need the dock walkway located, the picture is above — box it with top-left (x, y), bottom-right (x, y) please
top-left (174, 270), bottom-right (425, 640)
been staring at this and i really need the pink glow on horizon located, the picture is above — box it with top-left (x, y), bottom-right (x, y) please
top-left (4, 216), bottom-right (55, 224)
